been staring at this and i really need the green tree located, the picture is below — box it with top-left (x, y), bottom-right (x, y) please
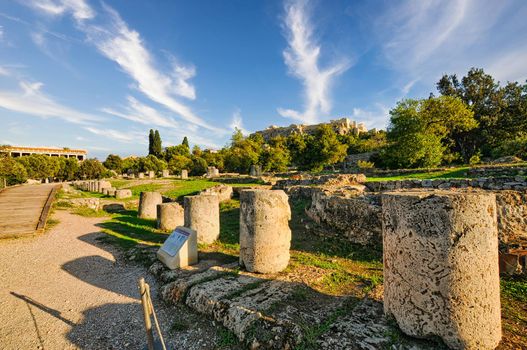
top-left (168, 155), bottom-right (193, 174)
top-left (302, 125), bottom-right (348, 171)
top-left (182, 136), bottom-right (190, 148)
top-left (16, 154), bottom-right (59, 180)
top-left (0, 155), bottom-right (28, 185)
top-left (190, 156), bottom-right (208, 176)
top-left (223, 130), bottom-right (263, 173)
top-left (286, 133), bottom-right (307, 167)
top-left (164, 144), bottom-right (190, 161)
top-left (139, 155), bottom-right (167, 173)
top-left (153, 130), bottom-right (162, 157)
top-left (435, 67), bottom-right (527, 160)
top-left (56, 158), bottom-right (79, 181)
top-left (148, 129), bottom-right (155, 155)
top-left (380, 96), bottom-right (476, 168)
top-left (122, 157), bottom-right (140, 174)
top-left (77, 159), bottom-right (106, 179)
top-left (103, 154), bottom-right (123, 173)
top-left (260, 136), bottom-right (291, 172)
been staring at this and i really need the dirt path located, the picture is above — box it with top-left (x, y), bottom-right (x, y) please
top-left (0, 210), bottom-right (223, 350)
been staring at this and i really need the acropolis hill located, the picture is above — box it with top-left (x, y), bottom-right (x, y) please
top-left (252, 118), bottom-right (371, 141)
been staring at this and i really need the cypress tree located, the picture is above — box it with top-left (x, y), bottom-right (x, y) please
top-left (182, 136), bottom-right (189, 148)
top-left (148, 129), bottom-right (155, 155)
top-left (154, 130), bottom-right (162, 157)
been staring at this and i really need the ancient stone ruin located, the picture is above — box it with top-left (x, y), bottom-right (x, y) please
top-left (239, 189), bottom-right (291, 273)
top-left (382, 191), bottom-right (501, 349)
top-left (156, 202), bottom-right (184, 231)
top-left (138, 191), bottom-right (163, 219)
top-left (184, 194), bottom-right (220, 244)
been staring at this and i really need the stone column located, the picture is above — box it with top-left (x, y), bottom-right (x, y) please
top-left (181, 169), bottom-right (188, 179)
top-left (239, 189), bottom-right (291, 273)
top-left (381, 191), bottom-right (501, 350)
top-left (138, 192), bottom-right (163, 219)
top-left (148, 170), bottom-right (155, 178)
top-left (162, 169), bottom-right (169, 178)
top-left (184, 194), bottom-right (219, 244)
top-left (138, 172), bottom-right (144, 179)
top-left (157, 202), bottom-right (184, 231)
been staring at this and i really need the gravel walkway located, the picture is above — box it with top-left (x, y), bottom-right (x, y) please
top-left (0, 210), bottom-right (226, 350)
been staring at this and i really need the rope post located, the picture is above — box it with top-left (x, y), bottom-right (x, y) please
top-left (139, 277), bottom-right (155, 350)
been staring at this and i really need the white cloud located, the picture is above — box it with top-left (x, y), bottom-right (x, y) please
top-left (487, 47), bottom-right (527, 83)
top-left (0, 66), bottom-right (9, 76)
top-left (84, 127), bottom-right (146, 143)
top-left (80, 4), bottom-right (219, 131)
top-left (352, 104), bottom-right (390, 130)
top-left (229, 108), bottom-right (248, 135)
top-left (102, 96), bottom-right (180, 128)
top-left (375, 0), bottom-right (527, 84)
top-left (0, 80), bottom-right (102, 124)
top-left (278, 0), bottom-right (350, 124)
top-left (26, 0), bottom-right (94, 21)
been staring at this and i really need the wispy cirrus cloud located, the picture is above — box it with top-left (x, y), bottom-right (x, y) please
top-left (80, 4), bottom-right (218, 131)
top-left (0, 80), bottom-right (102, 124)
top-left (278, 0), bottom-right (350, 124)
top-left (375, 0), bottom-right (527, 84)
top-left (102, 96), bottom-right (179, 129)
top-left (229, 108), bottom-right (248, 135)
top-left (84, 126), bottom-right (146, 143)
top-left (24, 0), bottom-right (94, 21)
top-left (23, 0), bottom-right (225, 135)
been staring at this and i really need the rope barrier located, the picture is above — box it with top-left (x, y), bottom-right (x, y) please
top-left (139, 277), bottom-right (168, 350)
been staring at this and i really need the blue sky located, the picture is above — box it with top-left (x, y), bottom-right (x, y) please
top-left (1, 0), bottom-right (526, 159)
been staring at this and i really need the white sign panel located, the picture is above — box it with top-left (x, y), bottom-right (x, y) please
top-left (161, 228), bottom-right (191, 257)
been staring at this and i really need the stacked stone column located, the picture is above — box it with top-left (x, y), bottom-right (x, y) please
top-left (138, 192), bottom-right (163, 219)
top-left (239, 189), bottom-right (291, 273)
top-left (381, 191), bottom-right (501, 350)
top-left (157, 202), bottom-right (184, 231)
top-left (184, 194), bottom-right (219, 244)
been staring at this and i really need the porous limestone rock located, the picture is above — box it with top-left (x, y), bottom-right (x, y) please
top-left (107, 187), bottom-right (116, 196)
top-left (181, 169), bottom-right (188, 179)
top-left (306, 188), bottom-right (381, 246)
top-left (115, 189), bottom-right (132, 199)
top-left (98, 180), bottom-right (111, 193)
top-left (201, 184), bottom-right (233, 202)
top-left (381, 190), bottom-right (501, 350)
top-left (162, 169), bottom-right (169, 178)
top-left (239, 189), bottom-right (291, 273)
top-left (148, 170), bottom-right (155, 178)
top-left (138, 172), bottom-right (144, 179)
top-left (138, 191), bottom-right (163, 219)
top-left (495, 190), bottom-right (527, 245)
top-left (184, 194), bottom-right (220, 244)
top-left (156, 202), bottom-right (184, 231)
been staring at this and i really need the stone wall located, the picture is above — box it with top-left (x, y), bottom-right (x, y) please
top-left (305, 189), bottom-right (382, 246)
top-left (365, 176), bottom-right (527, 191)
top-left (274, 174), bottom-right (366, 188)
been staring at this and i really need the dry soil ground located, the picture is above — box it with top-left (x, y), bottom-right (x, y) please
top-left (0, 210), bottom-right (233, 350)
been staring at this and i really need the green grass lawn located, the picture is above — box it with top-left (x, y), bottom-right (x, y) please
top-left (366, 167), bottom-right (471, 182)
top-left (109, 178), bottom-right (226, 201)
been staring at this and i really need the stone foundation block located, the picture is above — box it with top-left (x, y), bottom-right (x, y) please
top-left (239, 189), bottom-right (291, 273)
top-left (382, 191), bottom-right (501, 350)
